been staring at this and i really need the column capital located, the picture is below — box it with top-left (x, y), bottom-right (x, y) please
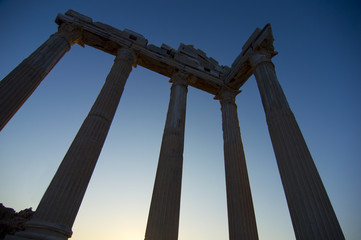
top-left (249, 52), bottom-right (274, 69)
top-left (170, 71), bottom-right (189, 86)
top-left (57, 23), bottom-right (83, 47)
top-left (214, 86), bottom-right (241, 104)
top-left (115, 48), bottom-right (136, 65)
top-left (249, 30), bottom-right (277, 69)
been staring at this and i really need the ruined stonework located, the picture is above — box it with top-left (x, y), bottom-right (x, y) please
top-left (1, 9), bottom-right (345, 240)
top-left (0, 204), bottom-right (34, 239)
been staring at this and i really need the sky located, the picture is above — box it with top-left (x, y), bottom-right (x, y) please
top-left (0, 0), bottom-right (360, 239)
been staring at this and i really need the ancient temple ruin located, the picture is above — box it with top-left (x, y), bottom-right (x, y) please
top-left (0, 10), bottom-right (344, 240)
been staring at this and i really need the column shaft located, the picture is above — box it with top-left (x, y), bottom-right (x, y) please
top-left (251, 52), bottom-right (344, 239)
top-left (0, 24), bottom-right (82, 131)
top-left (219, 89), bottom-right (259, 240)
top-left (6, 48), bottom-right (135, 240)
top-left (145, 72), bottom-right (188, 240)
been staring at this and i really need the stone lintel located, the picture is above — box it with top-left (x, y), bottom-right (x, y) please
top-left (55, 10), bottom-right (280, 96)
top-left (136, 45), bottom-right (222, 95)
top-left (55, 10), bottom-right (224, 95)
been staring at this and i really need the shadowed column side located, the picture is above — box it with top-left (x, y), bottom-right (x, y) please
top-left (250, 50), bottom-right (344, 240)
top-left (145, 71), bottom-right (188, 240)
top-left (217, 88), bottom-right (259, 240)
top-left (5, 47), bottom-right (136, 240)
top-left (0, 23), bottom-right (83, 131)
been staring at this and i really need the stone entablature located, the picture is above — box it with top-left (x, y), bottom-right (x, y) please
top-left (55, 10), bottom-right (273, 95)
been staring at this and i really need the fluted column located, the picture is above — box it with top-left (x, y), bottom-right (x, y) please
top-left (0, 23), bottom-right (82, 131)
top-left (217, 88), bottom-right (259, 240)
top-left (250, 50), bottom-right (344, 239)
top-left (145, 72), bottom-right (188, 240)
top-left (5, 48), bottom-right (136, 240)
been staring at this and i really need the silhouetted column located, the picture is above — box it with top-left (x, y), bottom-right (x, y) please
top-left (0, 23), bottom-right (83, 131)
top-left (145, 72), bottom-right (188, 240)
top-left (5, 48), bottom-right (136, 240)
top-left (250, 50), bottom-right (344, 239)
top-left (217, 88), bottom-right (259, 240)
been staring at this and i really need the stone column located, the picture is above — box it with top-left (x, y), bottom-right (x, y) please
top-left (250, 50), bottom-right (345, 239)
top-left (145, 72), bottom-right (188, 240)
top-left (0, 23), bottom-right (82, 131)
top-left (217, 88), bottom-right (259, 240)
top-left (5, 48), bottom-right (136, 240)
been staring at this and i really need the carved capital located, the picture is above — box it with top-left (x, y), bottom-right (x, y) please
top-left (249, 52), bottom-right (274, 68)
top-left (215, 86), bottom-right (241, 104)
top-left (115, 48), bottom-right (136, 65)
top-left (254, 28), bottom-right (277, 55)
top-left (171, 71), bottom-right (189, 86)
top-left (249, 28), bottom-right (277, 68)
top-left (57, 23), bottom-right (83, 46)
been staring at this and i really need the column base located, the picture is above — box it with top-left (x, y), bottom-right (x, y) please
top-left (4, 220), bottom-right (72, 240)
top-left (4, 235), bottom-right (30, 240)
top-left (4, 231), bottom-right (67, 240)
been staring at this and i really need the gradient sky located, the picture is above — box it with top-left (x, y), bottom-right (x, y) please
top-left (0, 0), bottom-right (360, 239)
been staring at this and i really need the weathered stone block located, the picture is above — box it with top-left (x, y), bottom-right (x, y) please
top-left (147, 44), bottom-right (168, 56)
top-left (121, 29), bottom-right (148, 47)
top-left (209, 57), bottom-right (219, 66)
top-left (178, 43), bottom-right (198, 59)
top-left (174, 52), bottom-right (200, 69)
top-left (198, 57), bottom-right (214, 71)
top-left (65, 10), bottom-right (92, 23)
top-left (196, 48), bottom-right (207, 59)
top-left (210, 70), bottom-right (220, 77)
top-left (160, 43), bottom-right (172, 51)
top-left (242, 28), bottom-right (261, 52)
top-left (93, 22), bottom-right (124, 38)
top-left (160, 44), bottom-right (176, 57)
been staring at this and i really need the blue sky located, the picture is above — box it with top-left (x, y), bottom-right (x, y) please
top-left (0, 0), bottom-right (360, 239)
